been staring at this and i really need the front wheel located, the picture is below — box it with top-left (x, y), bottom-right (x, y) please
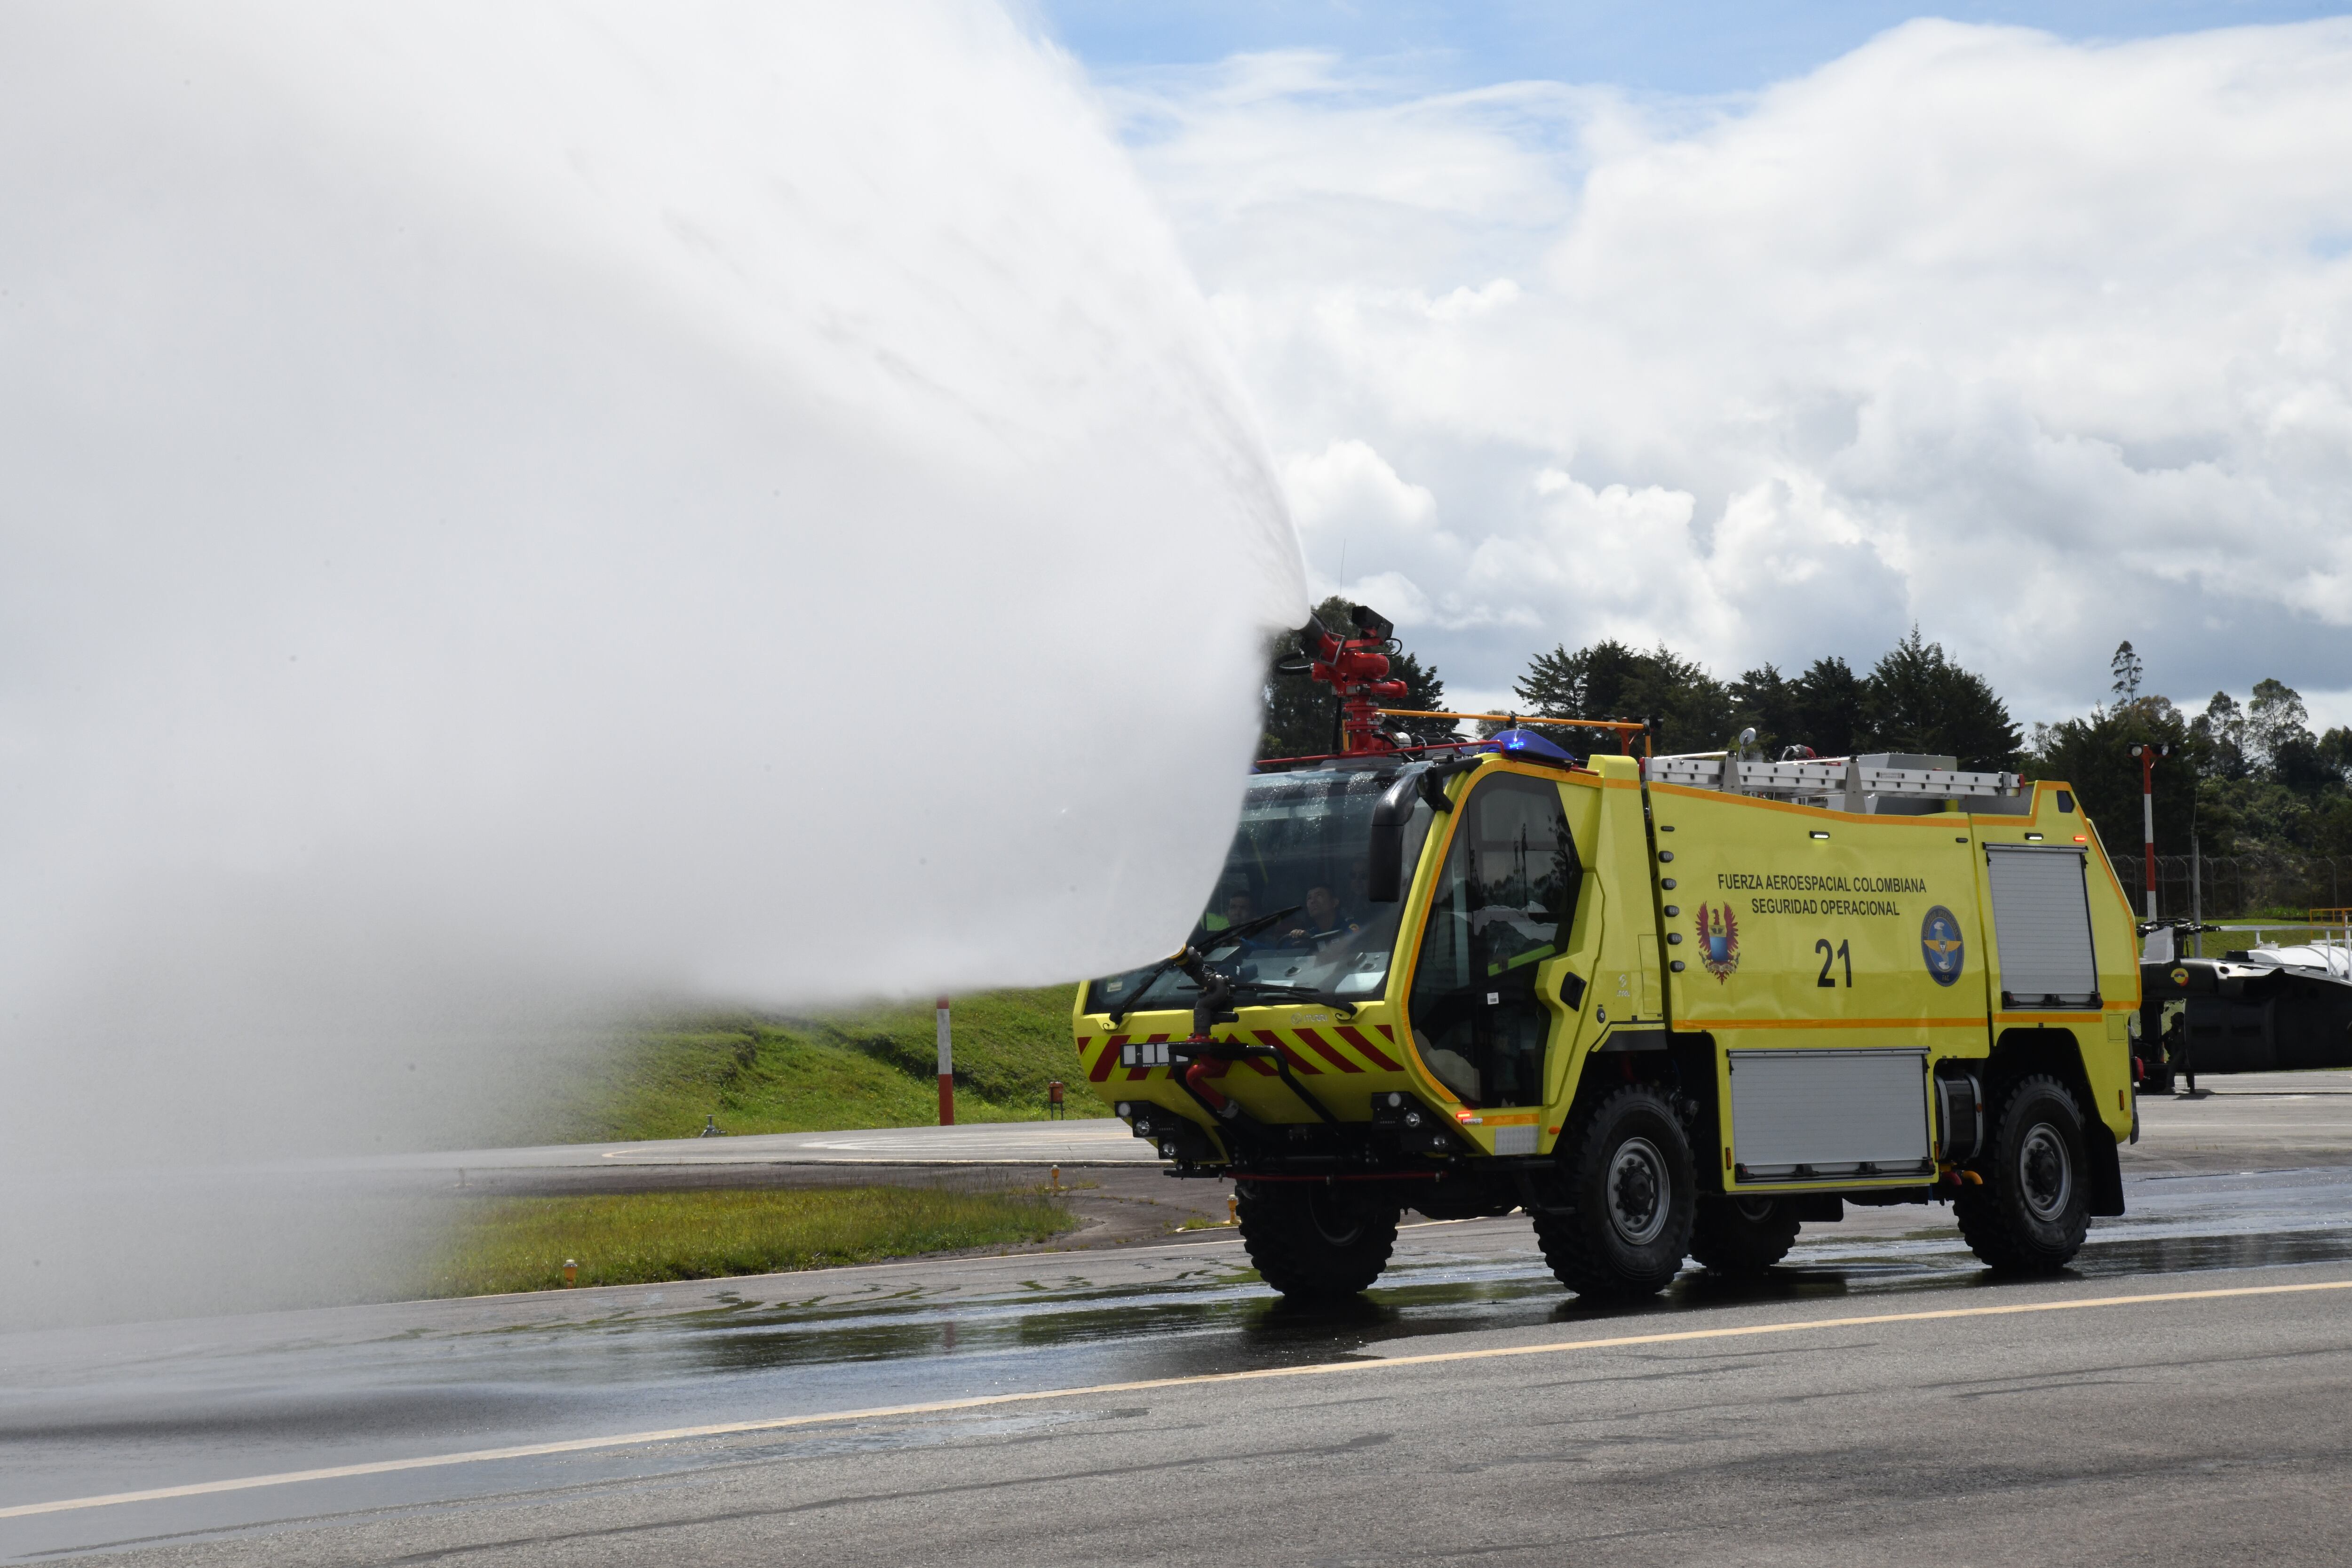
top-left (1689, 1195), bottom-right (1800, 1275)
top-left (1955, 1074), bottom-right (2091, 1274)
top-left (1532, 1084), bottom-right (1696, 1300)
top-left (1235, 1182), bottom-right (1398, 1300)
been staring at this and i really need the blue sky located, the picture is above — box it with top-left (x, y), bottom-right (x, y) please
top-left (1025, 1), bottom-right (2352, 730)
top-left (1036, 0), bottom-right (2347, 92)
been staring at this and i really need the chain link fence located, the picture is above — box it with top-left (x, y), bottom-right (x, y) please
top-left (2107, 850), bottom-right (2351, 922)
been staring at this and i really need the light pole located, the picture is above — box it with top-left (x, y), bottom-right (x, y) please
top-left (2190, 795), bottom-right (2202, 957)
top-left (2128, 743), bottom-right (2170, 921)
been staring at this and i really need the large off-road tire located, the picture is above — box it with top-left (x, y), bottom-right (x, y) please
top-left (1531, 1084), bottom-right (1697, 1301)
top-left (1955, 1073), bottom-right (2092, 1274)
top-left (1235, 1181), bottom-right (1399, 1300)
top-left (1689, 1195), bottom-right (1800, 1275)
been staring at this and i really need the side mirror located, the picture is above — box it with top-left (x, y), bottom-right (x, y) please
top-left (1366, 773), bottom-right (1420, 904)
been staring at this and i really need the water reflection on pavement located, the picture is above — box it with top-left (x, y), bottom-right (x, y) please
top-left (4, 1165), bottom-right (2351, 1549)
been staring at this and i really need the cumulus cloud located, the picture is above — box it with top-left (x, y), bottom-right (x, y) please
top-left (1283, 438), bottom-right (1439, 535)
top-left (1115, 20), bottom-right (2352, 724)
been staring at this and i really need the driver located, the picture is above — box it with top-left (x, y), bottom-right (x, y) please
top-left (1284, 884), bottom-right (1359, 946)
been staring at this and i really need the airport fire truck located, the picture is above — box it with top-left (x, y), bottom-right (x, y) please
top-left (1073, 605), bottom-right (2142, 1301)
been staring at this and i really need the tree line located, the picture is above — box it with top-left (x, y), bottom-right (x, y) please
top-left (2034, 641), bottom-right (2352, 865)
top-left (1259, 608), bottom-right (2352, 865)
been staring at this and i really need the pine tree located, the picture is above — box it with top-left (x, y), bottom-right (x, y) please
top-left (1788, 656), bottom-right (1867, 759)
top-left (1857, 628), bottom-right (2020, 772)
top-left (1512, 640), bottom-right (1733, 756)
top-left (2110, 640), bottom-right (2144, 704)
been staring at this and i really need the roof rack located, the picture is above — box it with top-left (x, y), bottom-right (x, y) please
top-left (1647, 752), bottom-right (2023, 814)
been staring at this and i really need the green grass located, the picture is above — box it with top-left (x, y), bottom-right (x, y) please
top-left (525, 984), bottom-right (1110, 1144)
top-left (2197, 922), bottom-right (2348, 943)
top-left (421, 1187), bottom-right (1078, 1297)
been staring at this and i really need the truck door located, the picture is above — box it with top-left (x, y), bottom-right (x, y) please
top-left (1404, 772), bottom-right (1581, 1109)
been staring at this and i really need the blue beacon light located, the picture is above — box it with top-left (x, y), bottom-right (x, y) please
top-left (1490, 728), bottom-right (1577, 763)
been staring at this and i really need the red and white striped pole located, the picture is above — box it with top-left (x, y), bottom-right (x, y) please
top-left (2131, 743), bottom-right (2169, 921)
top-left (935, 995), bottom-right (954, 1126)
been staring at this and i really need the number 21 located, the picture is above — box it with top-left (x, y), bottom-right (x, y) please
top-left (1815, 937), bottom-right (1852, 988)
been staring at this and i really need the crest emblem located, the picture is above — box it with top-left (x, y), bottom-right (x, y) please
top-left (1921, 905), bottom-right (1965, 986)
top-left (1695, 903), bottom-right (1740, 980)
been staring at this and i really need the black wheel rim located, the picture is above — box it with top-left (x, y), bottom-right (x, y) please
top-left (1607, 1137), bottom-right (1669, 1247)
top-left (2018, 1122), bottom-right (2074, 1222)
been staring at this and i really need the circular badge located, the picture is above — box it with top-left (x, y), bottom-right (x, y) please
top-left (1921, 905), bottom-right (1965, 986)
top-left (2170, 966), bottom-right (2190, 987)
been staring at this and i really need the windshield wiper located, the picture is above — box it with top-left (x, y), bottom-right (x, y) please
top-left (1226, 979), bottom-right (1358, 1019)
top-left (1104, 905), bottom-right (1300, 1026)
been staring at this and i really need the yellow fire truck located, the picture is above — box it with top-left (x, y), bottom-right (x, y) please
top-left (1073, 606), bottom-right (2141, 1301)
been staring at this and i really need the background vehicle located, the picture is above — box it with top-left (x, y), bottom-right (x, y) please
top-left (1074, 608), bottom-right (2141, 1300)
top-left (2135, 940), bottom-right (2352, 1091)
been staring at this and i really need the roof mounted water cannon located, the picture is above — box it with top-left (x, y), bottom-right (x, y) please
top-left (1293, 603), bottom-right (1411, 755)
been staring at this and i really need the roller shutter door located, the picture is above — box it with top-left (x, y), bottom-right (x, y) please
top-left (1729, 1048), bottom-right (1931, 1179)
top-left (1986, 845), bottom-right (2099, 1008)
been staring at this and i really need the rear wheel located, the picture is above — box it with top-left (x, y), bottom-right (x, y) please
top-left (1955, 1074), bottom-right (2091, 1274)
top-left (1235, 1181), bottom-right (1398, 1300)
top-left (1532, 1084), bottom-right (1696, 1300)
top-left (1689, 1195), bottom-right (1800, 1275)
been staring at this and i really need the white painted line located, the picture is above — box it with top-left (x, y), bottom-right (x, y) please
top-left (8, 1277), bottom-right (2346, 1521)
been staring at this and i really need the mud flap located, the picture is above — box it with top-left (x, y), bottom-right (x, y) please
top-left (2086, 1122), bottom-right (2125, 1217)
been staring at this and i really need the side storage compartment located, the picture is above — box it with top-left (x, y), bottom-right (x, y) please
top-left (1984, 844), bottom-right (2100, 1010)
top-left (1729, 1048), bottom-right (1932, 1182)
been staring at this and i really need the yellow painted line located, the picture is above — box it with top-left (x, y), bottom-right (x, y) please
top-left (1678, 1017), bottom-right (1982, 1032)
top-left (7, 1278), bottom-right (2347, 1521)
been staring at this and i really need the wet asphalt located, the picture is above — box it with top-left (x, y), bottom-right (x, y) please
top-left (4, 1074), bottom-right (2351, 1564)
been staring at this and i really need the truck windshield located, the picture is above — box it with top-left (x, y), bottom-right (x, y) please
top-left (1086, 767), bottom-right (1435, 1018)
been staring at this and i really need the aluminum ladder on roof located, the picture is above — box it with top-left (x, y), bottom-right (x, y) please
top-left (1646, 753), bottom-right (2023, 812)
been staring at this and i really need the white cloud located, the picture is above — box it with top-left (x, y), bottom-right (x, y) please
top-left (1117, 18), bottom-right (2352, 724)
top-left (1281, 438), bottom-right (1438, 533)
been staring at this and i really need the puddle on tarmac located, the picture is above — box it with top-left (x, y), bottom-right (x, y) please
top-left (651, 1189), bottom-right (2352, 1385)
top-left (13, 1171), bottom-right (2349, 1448)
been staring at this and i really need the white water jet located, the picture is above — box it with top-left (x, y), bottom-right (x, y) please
top-left (0, 2), bottom-right (1303, 1323)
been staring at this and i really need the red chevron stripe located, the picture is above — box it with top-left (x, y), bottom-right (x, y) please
top-left (1336, 1025), bottom-right (1404, 1072)
top-left (1292, 1027), bottom-right (1361, 1074)
top-left (1090, 1034), bottom-right (1127, 1083)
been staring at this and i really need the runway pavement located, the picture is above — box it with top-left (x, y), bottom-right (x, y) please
top-left (4, 1075), bottom-right (2350, 1565)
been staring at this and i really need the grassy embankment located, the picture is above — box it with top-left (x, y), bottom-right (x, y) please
top-left (529, 984), bottom-right (1110, 1144)
top-left (425, 1187), bottom-right (1076, 1297)
top-left (438, 987), bottom-right (1098, 1297)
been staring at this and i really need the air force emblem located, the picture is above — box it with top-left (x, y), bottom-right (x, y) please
top-left (1921, 905), bottom-right (1965, 986)
top-left (1696, 903), bottom-right (1740, 980)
